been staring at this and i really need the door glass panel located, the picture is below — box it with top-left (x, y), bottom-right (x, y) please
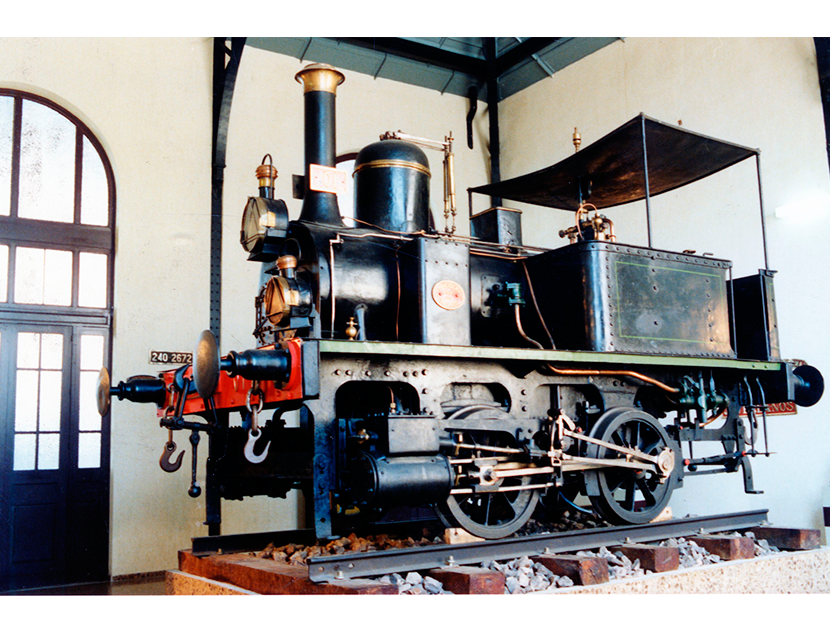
top-left (14, 370), bottom-right (38, 432)
top-left (0, 244), bottom-right (8, 301)
top-left (78, 372), bottom-right (100, 432)
top-left (0, 96), bottom-right (11, 216)
top-left (37, 433), bottom-right (60, 470)
top-left (18, 100), bottom-right (76, 223)
top-left (13, 332), bottom-right (64, 471)
top-left (78, 252), bottom-right (107, 308)
top-left (78, 432), bottom-right (101, 469)
top-left (13, 434), bottom-right (36, 471)
top-left (38, 370), bottom-right (62, 432)
top-left (14, 247), bottom-right (73, 306)
top-left (79, 335), bottom-right (104, 436)
top-left (81, 136), bottom-right (108, 226)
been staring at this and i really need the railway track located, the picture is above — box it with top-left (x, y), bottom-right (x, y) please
top-left (189, 509), bottom-right (774, 586)
top-left (305, 509), bottom-right (769, 582)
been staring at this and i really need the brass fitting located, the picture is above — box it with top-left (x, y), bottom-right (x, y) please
top-left (255, 164), bottom-right (278, 190)
top-left (345, 317), bottom-right (358, 341)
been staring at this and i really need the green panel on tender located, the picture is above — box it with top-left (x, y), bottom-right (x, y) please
top-left (317, 340), bottom-right (781, 371)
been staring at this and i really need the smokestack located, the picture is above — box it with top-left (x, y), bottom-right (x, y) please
top-left (294, 63), bottom-right (346, 226)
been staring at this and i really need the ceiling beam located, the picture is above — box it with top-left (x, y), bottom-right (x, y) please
top-left (334, 37), bottom-right (487, 78)
top-left (495, 37), bottom-right (562, 76)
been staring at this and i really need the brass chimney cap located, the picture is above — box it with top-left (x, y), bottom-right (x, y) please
top-left (295, 63), bottom-right (345, 94)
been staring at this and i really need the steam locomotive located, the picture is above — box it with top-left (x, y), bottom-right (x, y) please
top-left (98, 63), bottom-right (824, 540)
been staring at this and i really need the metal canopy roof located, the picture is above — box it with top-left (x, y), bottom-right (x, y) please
top-left (470, 114), bottom-right (760, 211)
top-left (247, 37), bottom-right (620, 101)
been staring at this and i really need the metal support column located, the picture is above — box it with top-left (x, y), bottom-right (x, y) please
top-left (484, 38), bottom-right (502, 208)
top-left (815, 38), bottom-right (830, 173)
top-left (211, 37), bottom-right (246, 348)
top-left (755, 153), bottom-right (770, 271)
top-left (640, 115), bottom-right (653, 248)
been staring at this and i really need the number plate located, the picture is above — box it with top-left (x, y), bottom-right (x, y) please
top-left (309, 164), bottom-right (347, 194)
top-left (149, 351), bottom-right (193, 365)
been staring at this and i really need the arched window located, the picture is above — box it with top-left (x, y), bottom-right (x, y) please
top-left (0, 90), bottom-right (115, 591)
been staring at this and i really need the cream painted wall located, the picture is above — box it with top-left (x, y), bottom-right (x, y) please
top-left (500, 37), bottom-right (830, 531)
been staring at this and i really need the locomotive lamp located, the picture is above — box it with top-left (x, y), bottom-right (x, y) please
top-left (240, 157), bottom-right (289, 261)
top-left (262, 255), bottom-right (312, 327)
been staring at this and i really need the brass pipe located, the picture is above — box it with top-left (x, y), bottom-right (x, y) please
top-left (545, 363), bottom-right (680, 394)
top-left (521, 259), bottom-right (555, 349)
top-left (605, 217), bottom-right (617, 243)
top-left (515, 304), bottom-right (544, 350)
top-left (446, 140), bottom-right (456, 234)
top-left (513, 296), bottom-right (680, 394)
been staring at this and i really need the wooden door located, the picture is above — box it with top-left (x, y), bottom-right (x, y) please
top-left (0, 324), bottom-right (110, 591)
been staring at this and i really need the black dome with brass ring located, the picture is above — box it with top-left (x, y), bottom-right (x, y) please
top-left (354, 139), bottom-right (430, 233)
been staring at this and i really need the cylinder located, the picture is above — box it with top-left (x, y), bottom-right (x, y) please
top-left (354, 139), bottom-right (430, 233)
top-left (294, 63), bottom-right (345, 226)
top-left (350, 453), bottom-right (453, 509)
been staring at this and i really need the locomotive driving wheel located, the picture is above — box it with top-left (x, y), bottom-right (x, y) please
top-left (585, 407), bottom-right (680, 525)
top-left (437, 406), bottom-right (541, 539)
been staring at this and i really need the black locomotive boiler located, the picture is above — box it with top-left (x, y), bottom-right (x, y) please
top-left (99, 63), bottom-right (824, 540)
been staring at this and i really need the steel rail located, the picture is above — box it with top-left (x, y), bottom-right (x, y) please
top-left (306, 509), bottom-right (768, 582)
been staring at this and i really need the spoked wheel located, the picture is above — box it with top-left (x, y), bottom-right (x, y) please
top-left (585, 407), bottom-right (680, 525)
top-left (438, 406), bottom-right (541, 539)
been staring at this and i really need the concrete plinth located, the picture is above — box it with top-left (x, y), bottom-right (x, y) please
top-left (553, 547), bottom-right (830, 594)
top-left (165, 548), bottom-right (830, 595)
